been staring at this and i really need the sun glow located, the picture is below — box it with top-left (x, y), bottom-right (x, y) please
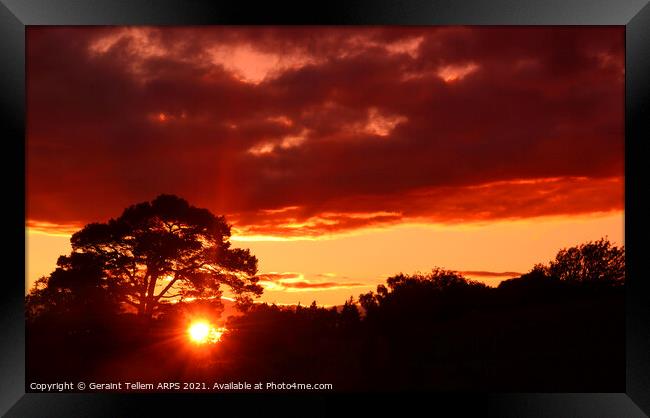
top-left (187, 321), bottom-right (226, 344)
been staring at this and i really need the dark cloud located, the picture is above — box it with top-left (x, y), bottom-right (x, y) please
top-left (27, 26), bottom-right (624, 237)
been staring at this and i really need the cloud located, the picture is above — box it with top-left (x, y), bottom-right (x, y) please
top-left (255, 272), bottom-right (303, 281)
top-left (256, 272), bottom-right (369, 292)
top-left (280, 281), bottom-right (367, 290)
top-left (27, 27), bottom-right (624, 238)
top-left (459, 271), bottom-right (522, 278)
top-left (230, 176), bottom-right (623, 238)
top-left (26, 220), bottom-right (82, 236)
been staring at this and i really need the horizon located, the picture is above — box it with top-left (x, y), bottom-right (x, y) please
top-left (26, 26), bottom-right (624, 306)
top-left (26, 213), bottom-right (624, 305)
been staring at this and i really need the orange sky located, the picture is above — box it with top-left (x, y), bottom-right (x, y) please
top-left (27, 211), bottom-right (624, 305)
top-left (26, 27), bottom-right (624, 306)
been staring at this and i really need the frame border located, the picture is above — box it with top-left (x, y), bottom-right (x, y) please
top-left (2, 1), bottom-right (649, 416)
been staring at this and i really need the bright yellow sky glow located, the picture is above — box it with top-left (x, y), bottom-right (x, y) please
top-left (26, 211), bottom-right (624, 306)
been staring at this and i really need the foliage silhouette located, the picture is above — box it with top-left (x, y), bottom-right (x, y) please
top-left (547, 238), bottom-right (625, 284)
top-left (26, 252), bottom-right (120, 328)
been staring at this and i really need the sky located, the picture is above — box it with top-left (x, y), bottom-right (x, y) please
top-left (26, 26), bottom-right (624, 305)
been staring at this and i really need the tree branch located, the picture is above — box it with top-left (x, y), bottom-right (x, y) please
top-left (158, 292), bottom-right (182, 299)
top-left (155, 274), bottom-right (181, 301)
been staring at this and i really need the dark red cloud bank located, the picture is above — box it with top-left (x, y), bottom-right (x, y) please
top-left (27, 27), bottom-right (624, 237)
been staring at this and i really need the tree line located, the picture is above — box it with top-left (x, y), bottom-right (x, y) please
top-left (26, 195), bottom-right (625, 391)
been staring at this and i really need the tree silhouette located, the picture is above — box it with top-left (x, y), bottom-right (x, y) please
top-left (338, 297), bottom-right (361, 332)
top-left (26, 252), bottom-right (119, 323)
top-left (54, 194), bottom-right (262, 320)
top-left (359, 268), bottom-right (489, 318)
top-left (547, 238), bottom-right (625, 284)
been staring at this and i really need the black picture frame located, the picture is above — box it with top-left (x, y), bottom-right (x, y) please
top-left (1, 1), bottom-right (649, 416)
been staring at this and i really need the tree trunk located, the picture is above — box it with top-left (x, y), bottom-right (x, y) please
top-left (137, 299), bottom-right (145, 316)
top-left (141, 271), bottom-right (159, 322)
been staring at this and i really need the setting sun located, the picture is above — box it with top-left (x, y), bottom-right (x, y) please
top-left (187, 321), bottom-right (226, 344)
top-left (188, 322), bottom-right (211, 343)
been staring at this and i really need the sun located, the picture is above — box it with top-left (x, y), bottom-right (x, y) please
top-left (188, 321), bottom-right (211, 344)
top-left (187, 320), bottom-right (227, 344)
